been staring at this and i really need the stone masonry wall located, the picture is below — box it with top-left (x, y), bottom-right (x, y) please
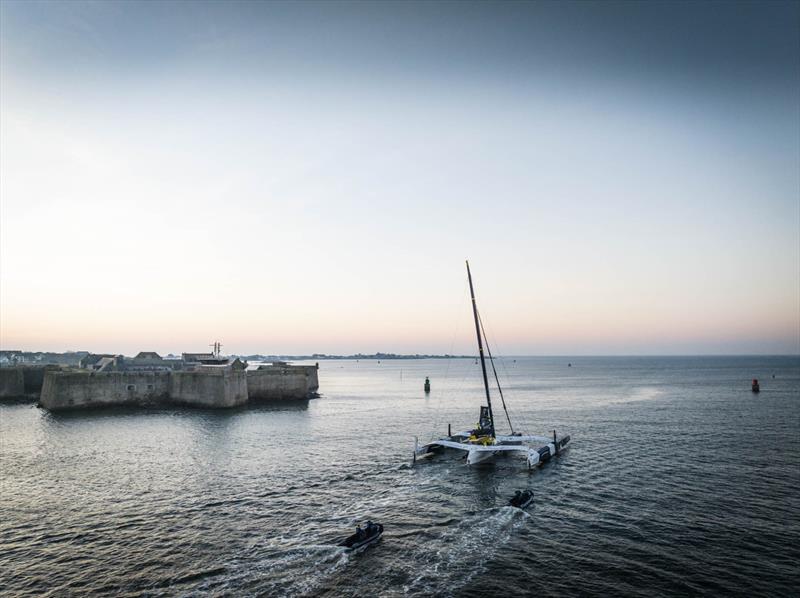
top-left (246, 365), bottom-right (319, 400)
top-left (22, 365), bottom-right (59, 395)
top-left (36, 364), bottom-right (315, 411)
top-left (39, 371), bottom-right (171, 410)
top-left (0, 367), bottom-right (25, 398)
top-left (169, 369), bottom-right (248, 408)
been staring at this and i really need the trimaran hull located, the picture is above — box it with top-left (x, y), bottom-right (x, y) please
top-left (416, 435), bottom-right (570, 469)
top-left (414, 261), bottom-right (572, 470)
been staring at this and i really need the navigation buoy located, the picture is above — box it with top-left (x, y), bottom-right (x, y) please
top-left (424, 376), bottom-right (431, 393)
top-left (752, 379), bottom-right (760, 393)
top-left (568, 363), bottom-right (572, 367)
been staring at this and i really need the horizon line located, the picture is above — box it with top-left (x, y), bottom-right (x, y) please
top-left (2, 349), bottom-right (798, 359)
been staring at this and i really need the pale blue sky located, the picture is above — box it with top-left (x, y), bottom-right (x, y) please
top-left (1, 1), bottom-right (798, 355)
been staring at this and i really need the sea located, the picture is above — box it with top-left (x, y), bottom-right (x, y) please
top-left (1, 356), bottom-right (798, 597)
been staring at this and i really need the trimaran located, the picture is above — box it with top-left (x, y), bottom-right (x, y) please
top-left (414, 261), bottom-right (570, 469)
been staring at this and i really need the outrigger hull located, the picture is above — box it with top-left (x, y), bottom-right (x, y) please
top-left (413, 263), bottom-right (572, 471)
top-left (416, 435), bottom-right (571, 469)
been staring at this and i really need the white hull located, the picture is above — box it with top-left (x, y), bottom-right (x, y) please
top-left (416, 435), bottom-right (571, 469)
top-left (466, 447), bottom-right (499, 465)
top-left (412, 263), bottom-right (573, 471)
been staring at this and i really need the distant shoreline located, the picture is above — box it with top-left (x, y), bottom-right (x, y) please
top-left (239, 354), bottom-right (800, 361)
top-left (239, 353), bottom-right (473, 361)
top-left (2, 352), bottom-right (797, 367)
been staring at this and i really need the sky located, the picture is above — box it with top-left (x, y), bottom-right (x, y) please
top-left (1, 0), bottom-right (798, 356)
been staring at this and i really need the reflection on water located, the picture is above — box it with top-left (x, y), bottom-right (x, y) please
top-left (1, 356), bottom-right (799, 596)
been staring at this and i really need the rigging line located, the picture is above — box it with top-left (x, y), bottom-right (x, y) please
top-left (478, 310), bottom-right (514, 435)
top-left (499, 355), bottom-right (534, 434)
top-left (479, 310), bottom-right (533, 434)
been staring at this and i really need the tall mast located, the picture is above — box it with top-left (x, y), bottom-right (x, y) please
top-left (466, 260), bottom-right (494, 437)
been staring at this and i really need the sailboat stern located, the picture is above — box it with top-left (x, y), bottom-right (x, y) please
top-left (527, 449), bottom-right (540, 468)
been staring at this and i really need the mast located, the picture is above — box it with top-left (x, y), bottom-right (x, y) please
top-left (466, 260), bottom-right (495, 437)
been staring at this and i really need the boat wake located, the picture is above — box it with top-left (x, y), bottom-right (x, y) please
top-left (400, 507), bottom-right (529, 596)
top-left (213, 540), bottom-right (352, 597)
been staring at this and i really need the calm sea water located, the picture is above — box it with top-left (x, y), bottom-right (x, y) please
top-left (1, 356), bottom-right (799, 596)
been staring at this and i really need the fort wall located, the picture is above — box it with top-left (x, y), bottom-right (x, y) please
top-left (39, 371), bottom-right (171, 410)
top-left (246, 365), bottom-right (319, 400)
top-left (1, 365), bottom-right (78, 400)
top-left (36, 364), bottom-right (312, 411)
top-left (169, 369), bottom-right (248, 408)
top-left (22, 365), bottom-right (59, 395)
top-left (0, 367), bottom-right (25, 398)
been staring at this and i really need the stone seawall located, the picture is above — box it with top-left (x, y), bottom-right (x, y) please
top-left (0, 365), bottom-right (59, 400)
top-left (247, 365), bottom-right (319, 400)
top-left (0, 367), bottom-right (25, 398)
top-left (170, 369), bottom-right (248, 408)
top-left (22, 365), bottom-right (59, 395)
top-left (39, 371), bottom-right (171, 410)
top-left (36, 364), bottom-right (315, 411)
